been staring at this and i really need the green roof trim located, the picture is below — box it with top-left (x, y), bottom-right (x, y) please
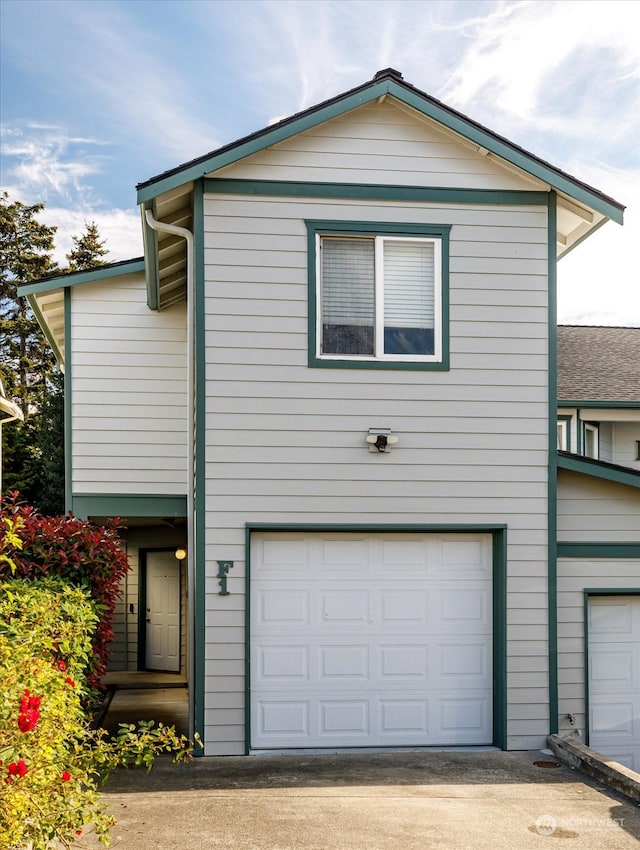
top-left (136, 72), bottom-right (624, 224)
top-left (559, 543), bottom-right (640, 558)
top-left (204, 179), bottom-right (549, 206)
top-left (71, 493), bottom-right (187, 520)
top-left (557, 400), bottom-right (640, 409)
top-left (19, 258), bottom-right (145, 297)
top-left (557, 451), bottom-right (640, 489)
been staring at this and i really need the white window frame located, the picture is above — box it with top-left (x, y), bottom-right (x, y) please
top-left (316, 234), bottom-right (443, 364)
top-left (583, 422), bottom-right (599, 459)
top-left (557, 419), bottom-right (568, 451)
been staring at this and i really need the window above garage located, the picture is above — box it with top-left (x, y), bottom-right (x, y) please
top-left (307, 221), bottom-right (450, 371)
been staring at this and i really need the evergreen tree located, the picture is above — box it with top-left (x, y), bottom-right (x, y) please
top-left (0, 192), bottom-right (61, 506)
top-left (66, 221), bottom-right (108, 271)
top-left (0, 191), bottom-right (58, 418)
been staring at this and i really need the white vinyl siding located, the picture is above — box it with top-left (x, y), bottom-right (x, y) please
top-left (558, 470), bottom-right (640, 543)
top-left (201, 191), bottom-right (550, 755)
top-left (214, 98), bottom-right (547, 193)
top-left (613, 422), bottom-right (640, 471)
top-left (70, 274), bottom-right (188, 495)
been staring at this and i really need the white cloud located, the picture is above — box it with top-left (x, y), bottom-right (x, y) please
top-left (440, 0), bottom-right (640, 126)
top-left (36, 206), bottom-right (142, 267)
top-left (1, 124), bottom-right (107, 205)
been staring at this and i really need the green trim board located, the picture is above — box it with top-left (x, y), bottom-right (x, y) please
top-left (19, 258), bottom-right (145, 297)
top-left (64, 289), bottom-right (72, 513)
top-left (558, 542), bottom-right (640, 558)
top-left (141, 201), bottom-right (160, 311)
top-left (547, 192), bottom-right (559, 736)
top-left (583, 589), bottom-right (640, 748)
top-left (70, 494), bottom-right (187, 520)
top-left (137, 72), bottom-right (624, 226)
top-left (305, 220), bottom-right (451, 372)
top-left (204, 179), bottom-right (550, 206)
top-left (557, 452), bottom-right (640, 489)
top-left (244, 523), bottom-right (508, 753)
top-left (558, 400), bottom-right (640, 410)
top-left (193, 179), bottom-right (207, 753)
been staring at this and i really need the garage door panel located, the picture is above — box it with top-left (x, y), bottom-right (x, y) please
top-left (318, 537), bottom-right (371, 572)
top-left (254, 692), bottom-right (492, 747)
top-left (251, 532), bottom-right (493, 749)
top-left (588, 595), bottom-right (640, 773)
top-left (257, 645), bottom-right (310, 681)
top-left (320, 645), bottom-right (370, 680)
top-left (255, 589), bottom-right (310, 626)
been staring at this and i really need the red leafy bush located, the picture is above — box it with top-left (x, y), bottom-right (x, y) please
top-left (0, 492), bottom-right (130, 691)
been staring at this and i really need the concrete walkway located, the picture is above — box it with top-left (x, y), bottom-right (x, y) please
top-left (81, 749), bottom-right (640, 849)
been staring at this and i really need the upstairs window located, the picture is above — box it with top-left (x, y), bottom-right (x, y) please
top-left (307, 222), bottom-right (450, 370)
top-left (557, 420), bottom-right (568, 451)
top-left (583, 422), bottom-right (599, 459)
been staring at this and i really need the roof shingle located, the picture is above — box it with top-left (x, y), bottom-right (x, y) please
top-left (557, 325), bottom-right (640, 402)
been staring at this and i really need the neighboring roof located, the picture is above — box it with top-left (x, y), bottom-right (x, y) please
top-left (19, 257), bottom-right (145, 297)
top-left (558, 450), bottom-right (640, 490)
top-left (557, 325), bottom-right (640, 404)
top-left (136, 68), bottom-right (624, 227)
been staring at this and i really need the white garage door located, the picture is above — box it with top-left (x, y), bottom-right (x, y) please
top-left (588, 596), bottom-right (640, 772)
top-left (251, 532), bottom-right (493, 749)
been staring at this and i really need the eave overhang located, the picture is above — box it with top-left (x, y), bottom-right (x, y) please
top-left (135, 70), bottom-right (623, 311)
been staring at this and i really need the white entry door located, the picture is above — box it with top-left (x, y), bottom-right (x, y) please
top-left (588, 596), bottom-right (640, 771)
top-left (251, 532), bottom-right (493, 749)
top-left (145, 551), bottom-right (180, 672)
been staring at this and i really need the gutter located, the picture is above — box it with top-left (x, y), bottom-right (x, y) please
top-left (143, 209), bottom-right (196, 741)
top-left (0, 397), bottom-right (23, 424)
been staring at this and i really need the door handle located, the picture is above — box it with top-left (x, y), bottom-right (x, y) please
top-left (146, 617), bottom-right (151, 623)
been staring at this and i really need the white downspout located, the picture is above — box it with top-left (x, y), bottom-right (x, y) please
top-left (144, 209), bottom-right (196, 740)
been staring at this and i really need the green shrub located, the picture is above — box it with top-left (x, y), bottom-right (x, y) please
top-left (0, 578), bottom-right (195, 849)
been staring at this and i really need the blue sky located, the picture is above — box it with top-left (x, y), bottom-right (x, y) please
top-left (1, 0), bottom-right (638, 325)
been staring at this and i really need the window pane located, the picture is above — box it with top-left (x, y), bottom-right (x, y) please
top-left (322, 237), bottom-right (374, 355)
top-left (383, 240), bottom-right (434, 355)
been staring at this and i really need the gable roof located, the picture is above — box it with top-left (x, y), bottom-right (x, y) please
top-left (557, 325), bottom-right (640, 405)
top-left (136, 69), bottom-right (624, 311)
top-left (136, 68), bottom-right (624, 225)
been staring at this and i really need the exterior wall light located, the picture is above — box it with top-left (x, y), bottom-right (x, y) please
top-left (366, 428), bottom-right (398, 453)
top-left (175, 548), bottom-right (187, 561)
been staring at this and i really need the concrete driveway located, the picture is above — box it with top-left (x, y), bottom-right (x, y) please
top-left (83, 749), bottom-right (640, 849)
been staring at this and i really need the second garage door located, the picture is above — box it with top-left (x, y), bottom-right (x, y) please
top-left (588, 595), bottom-right (640, 772)
top-left (250, 532), bottom-right (493, 749)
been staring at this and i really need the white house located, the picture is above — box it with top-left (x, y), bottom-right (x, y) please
top-left (21, 70), bottom-right (639, 763)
